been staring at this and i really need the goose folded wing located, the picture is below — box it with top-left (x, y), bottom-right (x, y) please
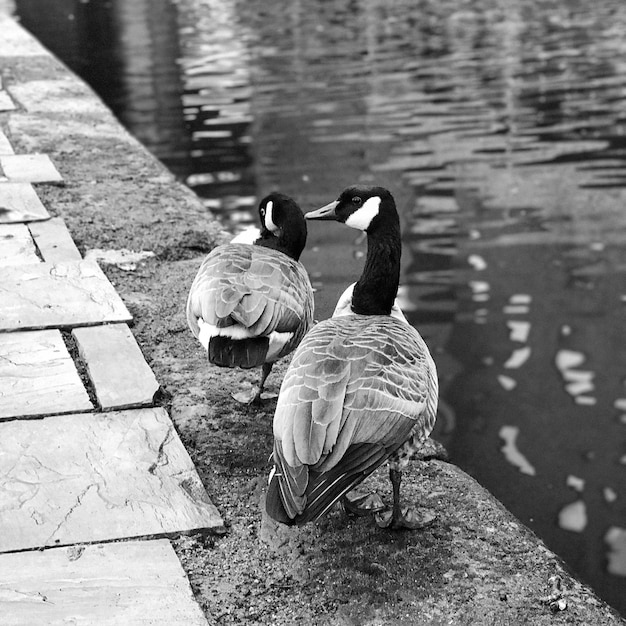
top-left (272, 328), bottom-right (426, 521)
top-left (187, 244), bottom-right (312, 338)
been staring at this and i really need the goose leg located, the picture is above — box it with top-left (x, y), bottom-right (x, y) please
top-left (232, 362), bottom-right (274, 405)
top-left (375, 468), bottom-right (435, 530)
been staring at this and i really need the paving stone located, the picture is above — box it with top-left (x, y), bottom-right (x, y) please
top-left (0, 329), bottom-right (93, 419)
top-left (28, 217), bottom-right (82, 262)
top-left (0, 223), bottom-right (40, 266)
top-left (0, 130), bottom-right (14, 154)
top-left (0, 154), bottom-right (63, 183)
top-left (0, 539), bottom-right (208, 626)
top-left (0, 260), bottom-right (132, 330)
top-left (0, 407), bottom-right (224, 552)
top-left (73, 324), bottom-right (160, 409)
top-left (0, 182), bottom-right (50, 223)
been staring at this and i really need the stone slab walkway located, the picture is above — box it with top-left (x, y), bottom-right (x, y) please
top-left (1, 407), bottom-right (220, 551)
top-left (0, 329), bottom-right (93, 418)
top-left (0, 539), bottom-right (208, 626)
top-left (0, 22), bottom-right (221, 623)
top-left (1, 260), bottom-right (133, 330)
top-left (0, 182), bottom-right (50, 222)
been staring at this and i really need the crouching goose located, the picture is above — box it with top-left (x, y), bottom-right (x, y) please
top-left (186, 193), bottom-right (314, 404)
top-left (265, 185), bottom-right (438, 529)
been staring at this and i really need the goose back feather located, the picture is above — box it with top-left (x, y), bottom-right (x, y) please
top-left (187, 242), bottom-right (313, 365)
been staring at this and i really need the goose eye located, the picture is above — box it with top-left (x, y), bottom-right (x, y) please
top-left (260, 207), bottom-right (266, 216)
top-left (352, 196), bottom-right (362, 206)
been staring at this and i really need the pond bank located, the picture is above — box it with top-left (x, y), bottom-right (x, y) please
top-left (1, 5), bottom-right (624, 624)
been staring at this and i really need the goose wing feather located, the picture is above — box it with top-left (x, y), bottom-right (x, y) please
top-left (272, 314), bottom-right (438, 522)
top-left (186, 243), bottom-right (313, 343)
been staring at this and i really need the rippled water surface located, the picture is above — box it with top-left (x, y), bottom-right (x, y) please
top-left (16, 0), bottom-right (626, 613)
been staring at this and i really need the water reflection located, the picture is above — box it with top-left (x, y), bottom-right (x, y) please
top-left (16, 0), bottom-right (191, 176)
top-left (176, 0), bottom-right (257, 226)
top-left (15, 0), bottom-right (626, 614)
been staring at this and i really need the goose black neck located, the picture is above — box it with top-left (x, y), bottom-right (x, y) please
top-left (257, 222), bottom-right (306, 261)
top-left (351, 223), bottom-right (401, 315)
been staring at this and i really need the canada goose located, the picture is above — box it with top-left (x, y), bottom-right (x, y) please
top-left (266, 185), bottom-right (438, 529)
top-left (186, 193), bottom-right (314, 404)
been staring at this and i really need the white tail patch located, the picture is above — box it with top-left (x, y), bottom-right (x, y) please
top-left (345, 196), bottom-right (381, 231)
top-left (197, 319), bottom-right (255, 350)
top-left (265, 200), bottom-right (278, 233)
top-left (197, 318), bottom-right (292, 359)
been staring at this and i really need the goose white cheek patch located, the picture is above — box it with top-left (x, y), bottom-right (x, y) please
top-left (345, 196), bottom-right (381, 230)
top-left (265, 200), bottom-right (278, 233)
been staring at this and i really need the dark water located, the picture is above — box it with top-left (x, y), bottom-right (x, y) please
top-left (16, 0), bottom-right (626, 613)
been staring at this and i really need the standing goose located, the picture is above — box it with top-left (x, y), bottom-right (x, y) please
top-left (266, 185), bottom-right (438, 529)
top-left (186, 193), bottom-right (314, 404)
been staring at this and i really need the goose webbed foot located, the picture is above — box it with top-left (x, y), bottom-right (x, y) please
top-left (342, 491), bottom-right (385, 517)
top-left (374, 506), bottom-right (436, 530)
top-left (374, 467), bottom-right (436, 531)
top-left (232, 363), bottom-right (275, 405)
top-left (232, 386), bottom-right (263, 405)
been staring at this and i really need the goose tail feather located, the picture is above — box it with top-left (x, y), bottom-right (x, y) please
top-left (267, 442), bottom-right (392, 526)
top-left (208, 336), bottom-right (269, 368)
top-left (293, 443), bottom-right (390, 525)
top-left (266, 470), bottom-right (297, 526)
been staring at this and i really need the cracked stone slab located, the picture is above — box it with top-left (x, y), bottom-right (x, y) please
top-left (0, 260), bottom-right (132, 331)
top-left (0, 182), bottom-right (50, 223)
top-left (0, 539), bottom-right (208, 626)
top-left (0, 224), bottom-right (40, 266)
top-left (0, 154), bottom-right (63, 183)
top-left (0, 329), bottom-right (93, 419)
top-left (0, 407), bottom-right (224, 552)
top-left (72, 324), bottom-right (160, 409)
top-left (28, 217), bottom-right (82, 263)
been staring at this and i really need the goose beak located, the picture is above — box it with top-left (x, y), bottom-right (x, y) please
top-left (305, 200), bottom-right (339, 221)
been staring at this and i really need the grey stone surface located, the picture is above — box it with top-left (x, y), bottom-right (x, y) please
top-left (0, 182), bottom-right (50, 223)
top-left (0, 407), bottom-right (224, 552)
top-left (0, 89), bottom-right (15, 111)
top-left (8, 79), bottom-right (113, 116)
top-left (0, 539), bottom-right (209, 626)
top-left (0, 223), bottom-right (40, 265)
top-left (0, 260), bottom-right (132, 330)
top-left (0, 329), bottom-right (92, 419)
top-left (0, 153), bottom-right (63, 183)
top-left (0, 13), bottom-right (48, 56)
top-left (0, 130), bottom-right (13, 154)
top-left (72, 324), bottom-right (160, 409)
top-left (28, 217), bottom-right (82, 262)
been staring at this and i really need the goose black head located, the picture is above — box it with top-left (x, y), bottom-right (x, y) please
top-left (304, 185), bottom-right (398, 233)
top-left (258, 192), bottom-right (307, 260)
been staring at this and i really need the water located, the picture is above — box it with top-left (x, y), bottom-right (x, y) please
top-left (15, 0), bottom-right (626, 613)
